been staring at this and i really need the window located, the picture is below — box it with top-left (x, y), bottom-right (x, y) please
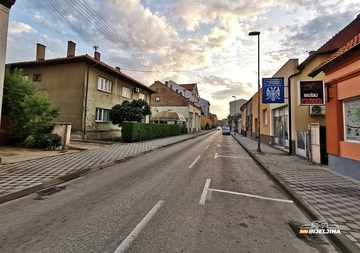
top-left (155, 96), bottom-right (160, 102)
top-left (139, 93), bottom-right (146, 100)
top-left (122, 86), bottom-right (133, 99)
top-left (343, 97), bottom-right (360, 143)
top-left (263, 109), bottom-right (268, 125)
top-left (33, 74), bottom-right (42, 82)
top-left (96, 108), bottom-right (111, 122)
top-left (23, 75), bottom-right (29, 80)
top-left (97, 77), bottom-right (113, 93)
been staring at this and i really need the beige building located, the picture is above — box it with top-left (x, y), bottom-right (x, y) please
top-left (0, 0), bottom-right (16, 126)
top-left (149, 81), bottom-right (201, 133)
top-left (6, 41), bottom-right (155, 140)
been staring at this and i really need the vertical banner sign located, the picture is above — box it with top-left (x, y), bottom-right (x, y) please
top-left (262, 77), bottom-right (285, 103)
top-left (298, 80), bottom-right (325, 105)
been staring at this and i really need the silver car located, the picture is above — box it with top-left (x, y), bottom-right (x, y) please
top-left (222, 127), bottom-right (230, 135)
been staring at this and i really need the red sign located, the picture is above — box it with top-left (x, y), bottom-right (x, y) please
top-left (298, 80), bottom-right (325, 105)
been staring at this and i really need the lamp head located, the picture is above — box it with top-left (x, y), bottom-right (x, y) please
top-left (249, 31), bottom-right (260, 36)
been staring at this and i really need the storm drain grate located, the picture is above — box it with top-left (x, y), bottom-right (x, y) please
top-left (286, 222), bottom-right (324, 243)
top-left (37, 186), bottom-right (66, 196)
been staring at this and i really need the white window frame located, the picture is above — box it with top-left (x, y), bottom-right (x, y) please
top-left (97, 77), bottom-right (113, 93)
top-left (95, 108), bottom-right (111, 122)
top-left (122, 86), bottom-right (133, 99)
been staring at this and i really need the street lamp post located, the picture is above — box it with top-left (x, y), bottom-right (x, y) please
top-left (232, 95), bottom-right (236, 134)
top-left (249, 31), bottom-right (261, 153)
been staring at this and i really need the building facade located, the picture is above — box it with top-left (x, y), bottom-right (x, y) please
top-left (6, 41), bottom-right (154, 140)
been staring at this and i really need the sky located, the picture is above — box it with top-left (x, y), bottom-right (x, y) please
top-left (5, 0), bottom-right (359, 119)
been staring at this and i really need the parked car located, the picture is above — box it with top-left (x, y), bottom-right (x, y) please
top-left (222, 127), bottom-right (230, 135)
top-left (217, 126), bottom-right (221, 130)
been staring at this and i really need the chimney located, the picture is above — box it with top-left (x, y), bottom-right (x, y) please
top-left (94, 51), bottom-right (101, 60)
top-left (36, 43), bottom-right (46, 61)
top-left (170, 85), bottom-right (173, 89)
top-left (165, 81), bottom-right (168, 86)
top-left (308, 51), bottom-right (316, 56)
top-left (116, 66), bottom-right (121, 72)
top-left (67, 41), bottom-right (76, 57)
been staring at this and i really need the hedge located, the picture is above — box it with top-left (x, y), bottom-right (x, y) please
top-left (122, 122), bottom-right (181, 142)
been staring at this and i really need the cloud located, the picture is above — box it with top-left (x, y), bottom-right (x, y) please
top-left (8, 21), bottom-right (37, 34)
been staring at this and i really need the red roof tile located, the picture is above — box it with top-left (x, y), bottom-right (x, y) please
top-left (309, 33), bottom-right (360, 77)
top-left (179, 83), bottom-right (196, 91)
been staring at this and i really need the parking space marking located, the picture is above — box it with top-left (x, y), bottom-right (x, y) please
top-left (199, 179), bottom-right (293, 205)
top-left (209, 189), bottom-right (294, 203)
top-left (114, 200), bottom-right (165, 253)
top-left (214, 153), bottom-right (252, 159)
top-left (199, 179), bottom-right (211, 205)
top-left (189, 156), bottom-right (201, 168)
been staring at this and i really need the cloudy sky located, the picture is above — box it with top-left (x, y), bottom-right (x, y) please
top-left (5, 0), bottom-right (358, 119)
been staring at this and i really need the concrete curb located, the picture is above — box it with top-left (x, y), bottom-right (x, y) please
top-left (232, 135), bottom-right (360, 253)
top-left (0, 131), bottom-right (214, 205)
top-left (0, 183), bottom-right (43, 204)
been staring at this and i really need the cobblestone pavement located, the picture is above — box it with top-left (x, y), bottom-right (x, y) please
top-left (232, 134), bottom-right (360, 252)
top-left (0, 131), bottom-right (211, 202)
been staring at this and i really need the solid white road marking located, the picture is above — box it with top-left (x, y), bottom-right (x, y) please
top-left (189, 156), bottom-right (201, 168)
top-left (217, 144), bottom-right (220, 147)
top-left (199, 179), bottom-right (211, 205)
top-left (211, 139), bottom-right (214, 142)
top-left (114, 200), bottom-right (165, 253)
top-left (215, 155), bottom-right (253, 159)
top-left (209, 188), bottom-right (294, 203)
top-left (214, 153), bottom-right (218, 159)
top-left (205, 145), bottom-right (209, 150)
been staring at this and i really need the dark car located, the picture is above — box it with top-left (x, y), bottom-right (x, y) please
top-left (222, 127), bottom-right (230, 135)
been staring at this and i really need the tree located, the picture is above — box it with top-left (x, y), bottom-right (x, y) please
top-left (110, 99), bottom-right (151, 127)
top-left (2, 67), bottom-right (60, 142)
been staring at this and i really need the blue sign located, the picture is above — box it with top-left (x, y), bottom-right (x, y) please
top-left (262, 77), bottom-right (284, 103)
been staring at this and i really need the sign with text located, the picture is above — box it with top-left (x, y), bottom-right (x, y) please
top-left (298, 80), bottom-right (325, 105)
top-left (262, 77), bottom-right (284, 103)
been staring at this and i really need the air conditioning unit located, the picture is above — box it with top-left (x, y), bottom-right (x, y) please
top-left (134, 87), bottom-right (140, 93)
top-left (309, 105), bottom-right (325, 115)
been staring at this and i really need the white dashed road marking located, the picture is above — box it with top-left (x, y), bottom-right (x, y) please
top-left (114, 200), bottom-right (165, 253)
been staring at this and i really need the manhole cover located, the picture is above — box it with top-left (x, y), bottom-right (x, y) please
top-left (286, 222), bottom-right (324, 243)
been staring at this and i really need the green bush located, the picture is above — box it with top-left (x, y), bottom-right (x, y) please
top-left (122, 122), bottom-right (181, 142)
top-left (24, 133), bottom-right (61, 149)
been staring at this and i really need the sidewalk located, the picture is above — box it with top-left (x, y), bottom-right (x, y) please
top-left (232, 133), bottom-right (360, 253)
top-left (0, 130), bottom-right (211, 204)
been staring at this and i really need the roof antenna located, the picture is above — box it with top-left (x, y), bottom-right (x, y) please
top-left (93, 45), bottom-right (99, 52)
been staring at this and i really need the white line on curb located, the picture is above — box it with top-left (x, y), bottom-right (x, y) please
top-left (114, 200), bottom-right (165, 253)
top-left (189, 156), bottom-right (201, 168)
top-left (199, 179), bottom-right (211, 205)
top-left (216, 155), bottom-right (253, 159)
top-left (209, 188), bottom-right (293, 203)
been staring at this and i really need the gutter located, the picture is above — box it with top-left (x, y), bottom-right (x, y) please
top-left (288, 66), bottom-right (304, 155)
top-left (83, 62), bottom-right (97, 139)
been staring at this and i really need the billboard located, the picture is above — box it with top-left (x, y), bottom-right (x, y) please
top-left (262, 77), bottom-right (284, 103)
top-left (298, 80), bottom-right (325, 105)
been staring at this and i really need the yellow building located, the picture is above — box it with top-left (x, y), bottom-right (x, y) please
top-left (6, 41), bottom-right (155, 140)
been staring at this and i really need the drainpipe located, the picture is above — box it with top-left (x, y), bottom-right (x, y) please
top-left (83, 62), bottom-right (97, 139)
top-left (288, 66), bottom-right (304, 155)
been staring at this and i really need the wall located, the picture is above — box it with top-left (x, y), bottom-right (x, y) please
top-left (19, 63), bottom-right (86, 131)
top-left (52, 122), bottom-right (71, 149)
top-left (0, 3), bottom-right (11, 125)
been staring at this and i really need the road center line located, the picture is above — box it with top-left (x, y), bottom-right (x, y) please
top-left (199, 179), bottom-right (211, 205)
top-left (209, 188), bottom-right (294, 203)
top-left (114, 200), bottom-right (165, 253)
top-left (205, 145), bottom-right (209, 150)
top-left (189, 156), bottom-right (201, 168)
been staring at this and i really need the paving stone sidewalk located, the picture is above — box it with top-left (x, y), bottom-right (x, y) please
top-left (232, 134), bottom-right (360, 252)
top-left (0, 131), bottom-right (211, 203)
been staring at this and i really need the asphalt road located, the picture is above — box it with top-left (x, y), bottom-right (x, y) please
top-left (0, 131), bottom-right (338, 253)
